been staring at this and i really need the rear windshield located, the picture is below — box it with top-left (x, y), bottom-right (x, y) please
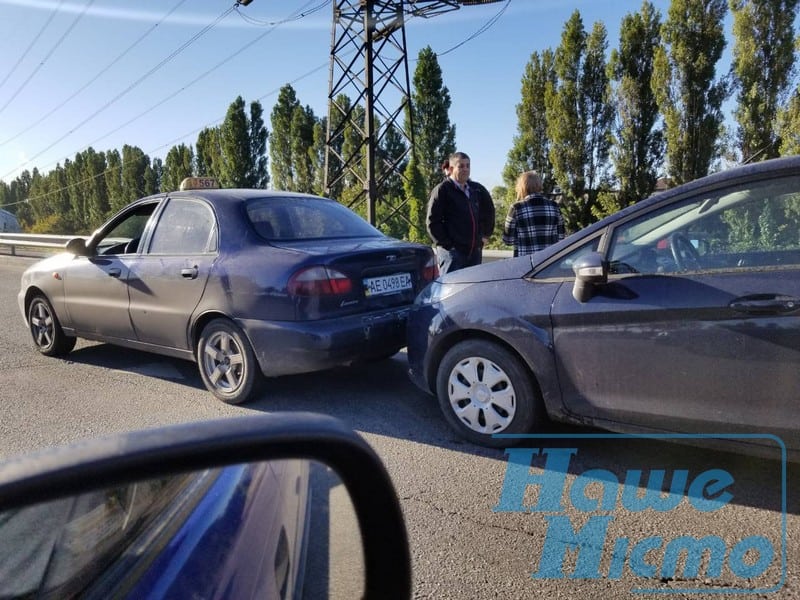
top-left (245, 196), bottom-right (383, 241)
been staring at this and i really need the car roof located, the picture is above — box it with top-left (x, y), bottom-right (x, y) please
top-left (167, 189), bottom-right (333, 203)
top-left (575, 154), bottom-right (800, 240)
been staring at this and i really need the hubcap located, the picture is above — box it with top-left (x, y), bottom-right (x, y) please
top-left (447, 356), bottom-right (516, 434)
top-left (30, 302), bottom-right (54, 349)
top-left (202, 331), bottom-right (244, 393)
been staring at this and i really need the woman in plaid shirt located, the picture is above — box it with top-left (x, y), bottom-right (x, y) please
top-left (502, 171), bottom-right (565, 256)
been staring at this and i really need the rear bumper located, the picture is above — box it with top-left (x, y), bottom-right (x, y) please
top-left (240, 306), bottom-right (410, 377)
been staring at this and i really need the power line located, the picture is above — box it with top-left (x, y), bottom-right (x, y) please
top-left (1, 2), bottom-right (237, 180)
top-left (0, 0), bottom-right (97, 116)
top-left (435, 0), bottom-right (510, 56)
top-left (0, 0), bottom-right (189, 149)
top-left (82, 0), bottom-right (328, 153)
top-left (0, 0), bottom-right (66, 93)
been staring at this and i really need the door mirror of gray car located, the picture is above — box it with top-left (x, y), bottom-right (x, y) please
top-left (64, 237), bottom-right (88, 256)
top-left (0, 414), bottom-right (411, 599)
top-left (572, 251), bottom-right (607, 303)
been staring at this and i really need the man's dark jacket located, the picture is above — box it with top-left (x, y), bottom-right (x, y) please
top-left (426, 179), bottom-right (495, 255)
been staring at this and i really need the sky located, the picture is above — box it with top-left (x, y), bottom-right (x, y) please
top-left (0, 0), bottom-right (737, 200)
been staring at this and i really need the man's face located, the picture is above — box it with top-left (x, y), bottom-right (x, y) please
top-left (451, 158), bottom-right (470, 185)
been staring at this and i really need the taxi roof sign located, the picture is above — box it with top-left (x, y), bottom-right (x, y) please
top-left (180, 177), bottom-right (219, 191)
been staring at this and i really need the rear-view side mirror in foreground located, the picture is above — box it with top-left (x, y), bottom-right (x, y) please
top-left (0, 413), bottom-right (411, 600)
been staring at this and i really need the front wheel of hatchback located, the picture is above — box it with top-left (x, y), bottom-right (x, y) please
top-left (198, 318), bottom-right (261, 404)
top-left (436, 340), bottom-right (542, 447)
top-left (27, 294), bottom-right (77, 357)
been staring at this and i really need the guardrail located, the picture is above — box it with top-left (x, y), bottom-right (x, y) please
top-left (0, 233), bottom-right (77, 256)
top-left (0, 232), bottom-right (514, 261)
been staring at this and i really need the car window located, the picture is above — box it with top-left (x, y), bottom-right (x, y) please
top-left (94, 202), bottom-right (158, 256)
top-left (148, 199), bottom-right (216, 255)
top-left (246, 196), bottom-right (383, 241)
top-left (534, 236), bottom-right (602, 279)
top-left (608, 176), bottom-right (800, 274)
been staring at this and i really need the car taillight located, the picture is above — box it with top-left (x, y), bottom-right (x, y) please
top-left (422, 255), bottom-right (438, 283)
top-left (288, 266), bottom-right (353, 296)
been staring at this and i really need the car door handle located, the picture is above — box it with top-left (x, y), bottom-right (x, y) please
top-left (181, 266), bottom-right (199, 280)
top-left (107, 268), bottom-right (121, 278)
top-left (729, 294), bottom-right (800, 315)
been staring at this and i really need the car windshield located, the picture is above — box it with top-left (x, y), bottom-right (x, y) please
top-left (245, 196), bottom-right (384, 241)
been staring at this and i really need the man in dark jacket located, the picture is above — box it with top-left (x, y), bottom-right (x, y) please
top-left (426, 152), bottom-right (495, 274)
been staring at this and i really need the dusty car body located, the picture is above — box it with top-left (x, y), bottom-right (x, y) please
top-left (19, 182), bottom-right (436, 404)
top-left (407, 156), bottom-right (800, 458)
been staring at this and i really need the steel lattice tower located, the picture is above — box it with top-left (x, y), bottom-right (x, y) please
top-left (325, 0), bottom-right (499, 225)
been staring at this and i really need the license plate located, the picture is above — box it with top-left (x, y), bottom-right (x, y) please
top-left (363, 272), bottom-right (412, 297)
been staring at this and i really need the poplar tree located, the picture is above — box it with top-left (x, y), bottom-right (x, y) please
top-left (778, 86), bottom-right (800, 155)
top-left (290, 104), bottom-right (317, 193)
top-left (376, 122), bottom-right (409, 239)
top-left (105, 149), bottom-right (125, 213)
top-left (121, 145), bottom-right (150, 205)
top-left (219, 96), bottom-right (251, 187)
top-left (162, 144), bottom-right (195, 192)
top-left (546, 11), bottom-right (614, 230)
top-left (406, 46), bottom-right (455, 241)
top-left (270, 85), bottom-right (300, 190)
top-left (730, 0), bottom-right (798, 162)
top-left (248, 100), bottom-right (269, 188)
top-left (83, 148), bottom-right (109, 229)
top-left (504, 49), bottom-right (556, 202)
top-left (196, 127), bottom-right (221, 180)
top-left (606, 0), bottom-right (663, 212)
top-left (652, 0), bottom-right (729, 184)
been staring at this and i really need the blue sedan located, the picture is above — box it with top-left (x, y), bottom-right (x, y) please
top-left (407, 156), bottom-right (800, 458)
top-left (18, 178), bottom-right (436, 404)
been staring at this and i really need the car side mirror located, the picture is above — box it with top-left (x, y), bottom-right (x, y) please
top-left (0, 414), bottom-right (411, 599)
top-left (65, 237), bottom-right (89, 256)
top-left (572, 252), bottom-right (607, 303)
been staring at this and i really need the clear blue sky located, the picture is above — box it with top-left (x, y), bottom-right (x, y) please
top-left (0, 0), bottom-right (733, 196)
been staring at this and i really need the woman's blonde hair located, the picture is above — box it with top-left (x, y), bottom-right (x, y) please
top-left (515, 170), bottom-right (543, 200)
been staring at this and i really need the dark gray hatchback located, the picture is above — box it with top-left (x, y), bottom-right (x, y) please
top-left (19, 183), bottom-right (436, 404)
top-left (407, 156), bottom-right (800, 459)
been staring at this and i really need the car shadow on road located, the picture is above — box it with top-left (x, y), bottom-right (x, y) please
top-left (65, 342), bottom-right (797, 516)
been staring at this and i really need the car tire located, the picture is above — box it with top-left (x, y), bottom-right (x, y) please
top-left (198, 318), bottom-right (261, 404)
top-left (436, 340), bottom-right (542, 447)
top-left (27, 295), bottom-right (77, 357)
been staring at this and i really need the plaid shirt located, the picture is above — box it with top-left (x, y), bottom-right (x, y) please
top-left (502, 194), bottom-right (565, 256)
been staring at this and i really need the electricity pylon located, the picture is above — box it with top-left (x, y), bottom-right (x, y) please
top-left (324, 0), bottom-right (502, 226)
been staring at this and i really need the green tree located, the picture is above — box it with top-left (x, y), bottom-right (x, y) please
top-left (105, 149), bottom-right (125, 214)
top-left (162, 143), bottom-right (195, 193)
top-left (504, 49), bottom-right (556, 198)
top-left (83, 148), bottom-right (109, 229)
top-left (778, 86), bottom-right (800, 154)
top-left (406, 46), bottom-right (456, 241)
top-left (546, 11), bottom-right (614, 230)
top-left (290, 104), bottom-right (317, 193)
top-left (248, 100), bottom-right (269, 188)
top-left (121, 145), bottom-right (150, 206)
top-left (605, 1), bottom-right (663, 215)
top-left (219, 96), bottom-right (251, 187)
top-left (653, 0), bottom-right (729, 184)
top-left (270, 85), bottom-right (300, 190)
top-left (730, 0), bottom-right (799, 162)
top-left (196, 127), bottom-right (221, 179)
top-left (403, 155), bottom-right (428, 243)
top-left (376, 122), bottom-right (410, 239)
top-left (311, 117), bottom-right (328, 195)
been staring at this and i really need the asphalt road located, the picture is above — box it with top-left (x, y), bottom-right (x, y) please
top-left (1, 255), bottom-right (798, 599)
